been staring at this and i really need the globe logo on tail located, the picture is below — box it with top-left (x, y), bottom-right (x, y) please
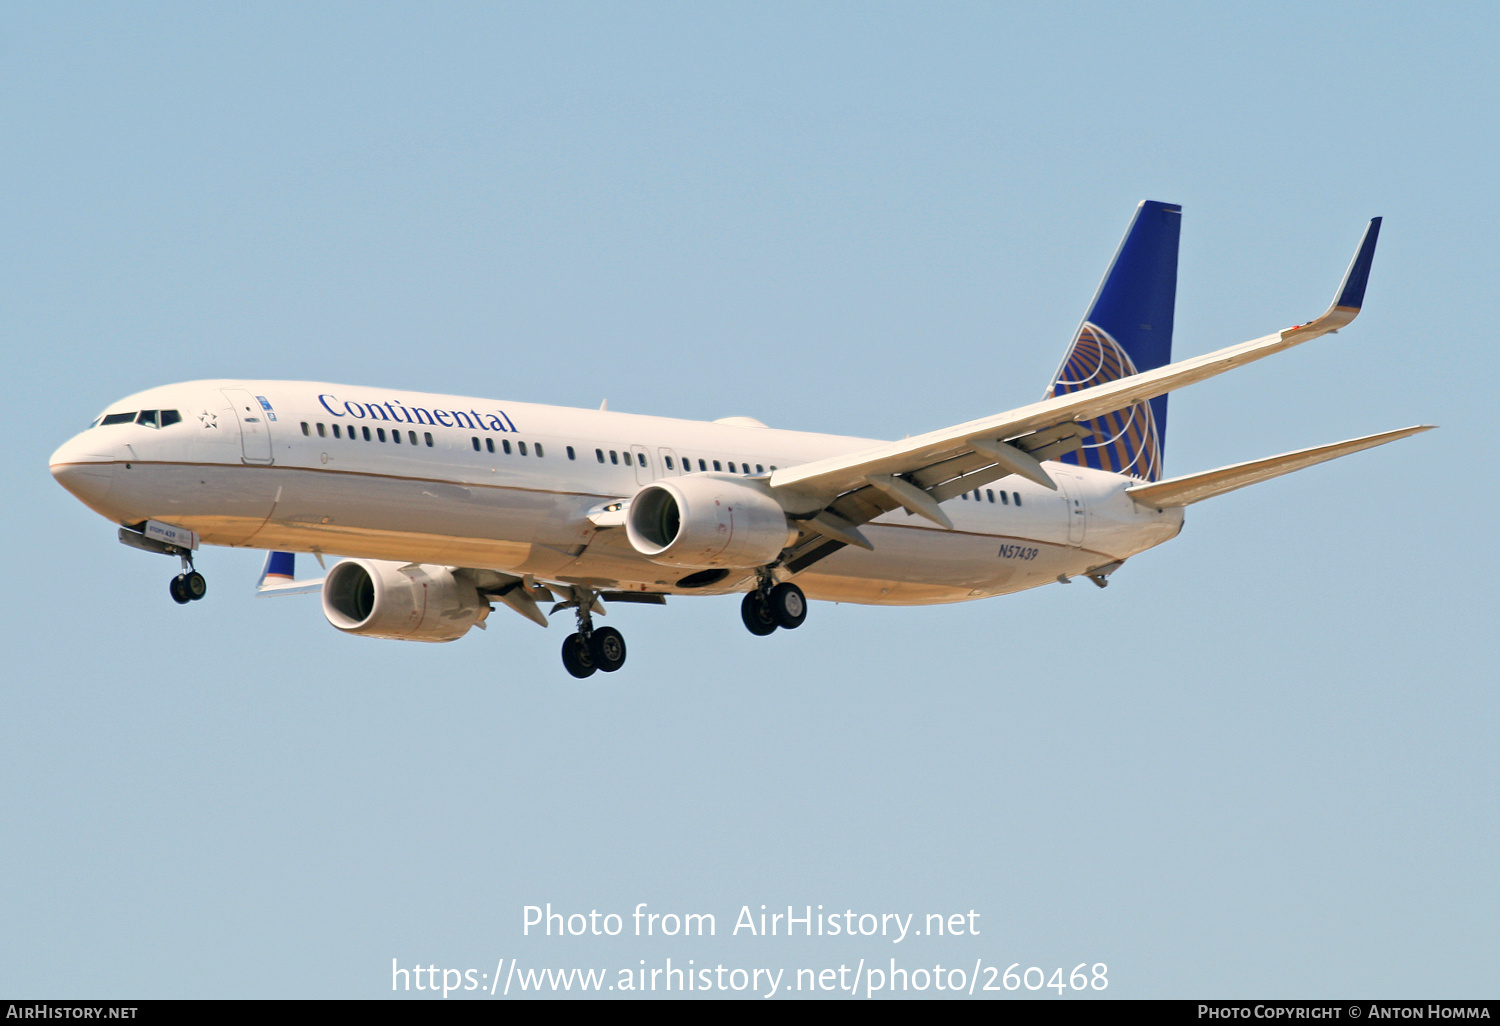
top-left (1045, 322), bottom-right (1164, 481)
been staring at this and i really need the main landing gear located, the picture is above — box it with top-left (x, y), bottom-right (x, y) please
top-left (169, 554), bottom-right (207, 605)
top-left (556, 586), bottom-right (627, 679)
top-left (741, 577), bottom-right (806, 636)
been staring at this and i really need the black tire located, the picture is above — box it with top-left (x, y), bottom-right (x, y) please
top-left (740, 590), bottom-right (779, 636)
top-left (590, 626), bottom-right (627, 672)
top-left (768, 582), bottom-right (807, 629)
top-left (561, 633), bottom-right (597, 678)
top-left (169, 575), bottom-right (190, 605)
top-left (184, 571), bottom-right (207, 601)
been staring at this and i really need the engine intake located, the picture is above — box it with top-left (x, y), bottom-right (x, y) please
top-left (322, 559), bottom-right (489, 642)
top-left (625, 474), bottom-right (796, 569)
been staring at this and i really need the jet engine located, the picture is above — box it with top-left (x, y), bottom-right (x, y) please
top-left (625, 474), bottom-right (797, 569)
top-left (321, 559), bottom-right (490, 642)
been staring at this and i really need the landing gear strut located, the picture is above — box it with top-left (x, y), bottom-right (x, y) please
top-left (555, 586), bottom-right (627, 678)
top-left (741, 572), bottom-right (807, 636)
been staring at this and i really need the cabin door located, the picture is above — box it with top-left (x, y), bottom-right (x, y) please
top-left (220, 388), bottom-right (274, 464)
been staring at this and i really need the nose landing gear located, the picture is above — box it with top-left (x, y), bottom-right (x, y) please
top-left (169, 569), bottom-right (208, 604)
top-left (117, 522), bottom-right (208, 605)
top-left (168, 552), bottom-right (207, 604)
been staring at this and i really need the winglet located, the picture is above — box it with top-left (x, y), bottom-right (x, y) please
top-left (1283, 217), bottom-right (1382, 341)
top-left (1334, 217), bottom-right (1382, 312)
top-left (259, 551), bottom-right (296, 586)
top-left (255, 550), bottom-right (326, 596)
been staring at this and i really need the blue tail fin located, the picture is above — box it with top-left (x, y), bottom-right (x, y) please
top-left (1044, 200), bottom-right (1181, 481)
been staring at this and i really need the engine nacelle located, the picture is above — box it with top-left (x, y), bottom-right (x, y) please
top-left (321, 559), bottom-right (490, 643)
top-left (625, 474), bottom-right (797, 569)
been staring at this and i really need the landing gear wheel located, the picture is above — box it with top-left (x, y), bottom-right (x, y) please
top-left (768, 582), bottom-right (807, 629)
top-left (741, 590), bottom-right (779, 636)
top-left (590, 626), bottom-right (627, 672)
top-left (184, 571), bottom-right (207, 601)
top-left (169, 575), bottom-right (190, 605)
top-left (562, 633), bottom-right (597, 679)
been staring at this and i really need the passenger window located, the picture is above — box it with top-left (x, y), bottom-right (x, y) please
top-left (623, 451), bottom-right (632, 466)
top-left (712, 460), bottom-right (721, 471)
top-left (635, 452), bottom-right (643, 468)
top-left (101, 412), bottom-right (136, 426)
top-left (424, 432), bottom-right (434, 447)
top-left (1013, 492), bottom-right (1022, 507)
top-left (408, 431), bottom-right (417, 445)
top-left (362, 426), bottom-right (372, 441)
top-left (610, 451), bottom-right (619, 465)
top-left (378, 428), bottom-right (387, 442)
top-left (486, 438), bottom-right (495, 453)
top-left (471, 437), bottom-right (480, 451)
top-left (503, 439), bottom-right (512, 454)
top-left (699, 459), bottom-right (707, 471)
top-left (986, 489), bottom-right (994, 503)
top-left (535, 443), bottom-right (544, 457)
top-left (300, 422), bottom-right (310, 436)
top-left (665, 456), bottom-right (674, 470)
top-left (961, 492), bottom-right (967, 500)
top-left (567, 446), bottom-right (576, 461)
top-left (518, 441), bottom-right (528, 456)
top-left (756, 464), bottom-right (764, 473)
top-left (317, 423), bottom-right (327, 438)
top-left (727, 461), bottom-right (736, 473)
top-left (393, 430), bottom-right (402, 444)
top-left (1000, 491), bottom-right (1008, 505)
top-left (596, 449), bottom-right (605, 463)
top-left (332, 424), bottom-right (342, 439)
top-left (160, 410), bottom-right (181, 427)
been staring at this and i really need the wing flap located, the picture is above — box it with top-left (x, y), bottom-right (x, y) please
top-left (1125, 425), bottom-right (1432, 509)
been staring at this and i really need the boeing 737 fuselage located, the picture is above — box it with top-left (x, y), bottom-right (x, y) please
top-left (49, 204), bottom-right (1429, 677)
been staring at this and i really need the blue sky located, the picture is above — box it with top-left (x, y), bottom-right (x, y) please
top-left (3, 1), bottom-right (1496, 998)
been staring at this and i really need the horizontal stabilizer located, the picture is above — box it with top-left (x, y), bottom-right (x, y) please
top-left (255, 551), bottom-right (325, 596)
top-left (1125, 424), bottom-right (1433, 509)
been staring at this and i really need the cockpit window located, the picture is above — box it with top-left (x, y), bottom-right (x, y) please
top-left (100, 412), bottom-right (136, 426)
top-left (129, 409), bottom-right (182, 428)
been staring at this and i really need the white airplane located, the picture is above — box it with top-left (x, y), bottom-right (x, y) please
top-left (50, 202), bottom-right (1430, 677)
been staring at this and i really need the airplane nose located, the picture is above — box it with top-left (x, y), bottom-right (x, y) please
top-left (50, 436), bottom-right (118, 508)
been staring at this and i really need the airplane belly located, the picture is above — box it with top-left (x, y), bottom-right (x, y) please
top-left (160, 464), bottom-right (600, 570)
top-left (798, 523), bottom-right (1109, 604)
top-left (109, 462), bottom-right (276, 545)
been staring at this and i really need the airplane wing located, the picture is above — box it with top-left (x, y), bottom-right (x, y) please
top-left (1123, 425), bottom-right (1434, 509)
top-left (769, 218), bottom-right (1383, 525)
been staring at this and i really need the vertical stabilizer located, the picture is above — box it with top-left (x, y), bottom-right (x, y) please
top-left (1045, 200), bottom-right (1181, 481)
